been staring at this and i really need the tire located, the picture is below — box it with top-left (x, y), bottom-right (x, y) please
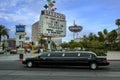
top-left (27, 61), bottom-right (33, 68)
top-left (89, 62), bottom-right (97, 70)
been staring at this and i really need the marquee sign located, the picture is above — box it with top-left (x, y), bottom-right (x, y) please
top-left (39, 10), bottom-right (66, 37)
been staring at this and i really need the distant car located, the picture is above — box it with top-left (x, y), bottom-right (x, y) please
top-left (26, 49), bottom-right (31, 53)
top-left (0, 48), bottom-right (4, 54)
top-left (0, 51), bottom-right (4, 54)
top-left (10, 49), bottom-right (17, 54)
top-left (22, 51), bottom-right (110, 70)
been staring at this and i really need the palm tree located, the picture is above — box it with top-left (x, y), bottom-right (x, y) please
top-left (107, 30), bottom-right (117, 50)
top-left (115, 19), bottom-right (120, 28)
top-left (109, 30), bottom-right (117, 43)
top-left (0, 25), bottom-right (9, 42)
top-left (103, 29), bottom-right (108, 43)
top-left (0, 24), bottom-right (9, 50)
top-left (103, 29), bottom-right (108, 36)
top-left (88, 33), bottom-right (94, 41)
top-left (39, 38), bottom-right (47, 49)
top-left (98, 31), bottom-right (104, 42)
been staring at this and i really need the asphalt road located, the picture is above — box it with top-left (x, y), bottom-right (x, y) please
top-left (0, 61), bottom-right (120, 80)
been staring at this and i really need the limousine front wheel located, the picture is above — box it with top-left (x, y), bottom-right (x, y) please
top-left (27, 61), bottom-right (33, 68)
top-left (89, 63), bottom-right (97, 70)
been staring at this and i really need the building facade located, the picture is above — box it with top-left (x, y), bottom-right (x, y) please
top-left (6, 38), bottom-right (16, 50)
top-left (32, 21), bottom-right (40, 46)
top-left (32, 21), bottom-right (62, 47)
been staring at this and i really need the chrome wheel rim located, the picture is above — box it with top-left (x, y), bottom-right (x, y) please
top-left (91, 63), bottom-right (96, 70)
top-left (27, 62), bottom-right (32, 68)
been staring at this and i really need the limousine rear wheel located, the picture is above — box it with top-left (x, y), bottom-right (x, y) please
top-left (89, 63), bottom-right (97, 70)
top-left (27, 61), bottom-right (33, 68)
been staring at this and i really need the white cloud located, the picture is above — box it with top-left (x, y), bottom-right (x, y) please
top-left (0, 13), bottom-right (25, 22)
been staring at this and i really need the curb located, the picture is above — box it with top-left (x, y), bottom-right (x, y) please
top-left (108, 59), bottom-right (120, 61)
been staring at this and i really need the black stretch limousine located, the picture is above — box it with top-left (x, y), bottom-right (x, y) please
top-left (22, 51), bottom-right (109, 70)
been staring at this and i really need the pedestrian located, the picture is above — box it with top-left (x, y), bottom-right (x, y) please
top-left (38, 49), bottom-right (40, 54)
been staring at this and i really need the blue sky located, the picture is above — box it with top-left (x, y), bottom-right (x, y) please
top-left (0, 0), bottom-right (120, 42)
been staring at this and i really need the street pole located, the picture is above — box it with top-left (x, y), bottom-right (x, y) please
top-left (47, 36), bottom-right (51, 52)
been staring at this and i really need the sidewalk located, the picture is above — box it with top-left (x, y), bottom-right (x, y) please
top-left (0, 53), bottom-right (39, 61)
top-left (107, 51), bottom-right (120, 61)
top-left (0, 51), bottom-right (120, 61)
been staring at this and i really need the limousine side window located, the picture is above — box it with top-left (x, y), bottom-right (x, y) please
top-left (62, 53), bottom-right (65, 57)
top-left (64, 53), bottom-right (78, 57)
top-left (48, 53), bottom-right (50, 57)
top-left (80, 53), bottom-right (90, 57)
top-left (91, 53), bottom-right (96, 58)
top-left (50, 53), bottom-right (62, 57)
top-left (40, 53), bottom-right (48, 57)
top-left (78, 53), bottom-right (80, 56)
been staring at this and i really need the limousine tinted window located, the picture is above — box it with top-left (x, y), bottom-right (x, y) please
top-left (50, 53), bottom-right (62, 57)
top-left (40, 53), bottom-right (48, 57)
top-left (64, 53), bottom-right (78, 57)
top-left (80, 53), bottom-right (90, 57)
top-left (91, 53), bottom-right (96, 58)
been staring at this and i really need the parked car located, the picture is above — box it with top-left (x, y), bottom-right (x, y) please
top-left (10, 49), bottom-right (17, 54)
top-left (26, 48), bottom-right (31, 53)
top-left (0, 48), bottom-right (4, 54)
top-left (22, 51), bottom-right (110, 70)
top-left (0, 51), bottom-right (4, 54)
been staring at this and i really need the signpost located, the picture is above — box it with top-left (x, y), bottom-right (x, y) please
top-left (15, 24), bottom-right (26, 47)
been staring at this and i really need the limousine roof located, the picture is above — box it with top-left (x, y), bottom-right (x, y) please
top-left (42, 51), bottom-right (96, 54)
top-left (40, 51), bottom-right (97, 57)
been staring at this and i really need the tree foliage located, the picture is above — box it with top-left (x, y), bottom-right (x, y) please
top-left (0, 24), bottom-right (9, 42)
top-left (60, 28), bottom-right (119, 55)
top-left (107, 30), bottom-right (117, 43)
top-left (115, 19), bottom-right (120, 28)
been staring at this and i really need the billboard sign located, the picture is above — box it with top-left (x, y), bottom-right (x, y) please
top-left (16, 25), bottom-right (25, 32)
top-left (39, 10), bottom-right (66, 37)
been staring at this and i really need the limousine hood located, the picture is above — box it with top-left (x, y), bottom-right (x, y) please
top-left (97, 56), bottom-right (109, 62)
top-left (97, 56), bottom-right (107, 58)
